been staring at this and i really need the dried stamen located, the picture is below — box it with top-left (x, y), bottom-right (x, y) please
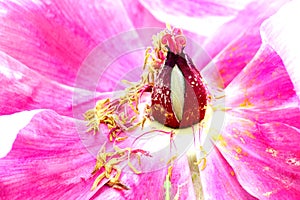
top-left (90, 144), bottom-right (145, 190)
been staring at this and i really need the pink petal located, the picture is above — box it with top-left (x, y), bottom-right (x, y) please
top-left (120, 0), bottom-right (164, 28)
top-left (0, 110), bottom-right (102, 199)
top-left (230, 106), bottom-right (300, 131)
top-left (204, 0), bottom-right (289, 58)
top-left (76, 28), bottom-right (160, 93)
top-left (216, 113), bottom-right (300, 199)
top-left (225, 45), bottom-right (297, 109)
top-left (212, 34), bottom-right (300, 198)
top-left (0, 0), bottom-right (154, 86)
top-left (0, 51), bottom-right (106, 116)
top-left (211, 27), bottom-right (261, 87)
top-left (260, 1), bottom-right (300, 99)
top-left (201, 0), bottom-right (289, 87)
top-left (140, 0), bottom-right (256, 36)
top-left (201, 147), bottom-right (257, 200)
top-left (0, 110), bottom-right (41, 158)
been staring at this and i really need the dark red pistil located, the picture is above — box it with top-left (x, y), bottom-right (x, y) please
top-left (151, 51), bottom-right (208, 128)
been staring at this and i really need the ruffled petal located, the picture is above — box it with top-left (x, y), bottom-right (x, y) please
top-left (215, 113), bottom-right (300, 199)
top-left (214, 42), bottom-right (300, 199)
top-left (211, 27), bottom-right (261, 87)
top-left (225, 45), bottom-right (297, 109)
top-left (204, 0), bottom-right (288, 57)
top-left (201, 147), bottom-right (257, 200)
top-left (202, 0), bottom-right (289, 86)
top-left (260, 0), bottom-right (300, 99)
top-left (0, 51), bottom-right (106, 116)
top-left (0, 0), bottom-right (145, 86)
top-left (0, 110), bottom-right (42, 158)
top-left (0, 110), bottom-right (103, 199)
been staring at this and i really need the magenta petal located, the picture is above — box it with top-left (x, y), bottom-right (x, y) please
top-left (204, 0), bottom-right (288, 58)
top-left (0, 51), bottom-right (110, 117)
top-left (225, 45), bottom-right (297, 109)
top-left (216, 113), bottom-right (300, 199)
top-left (0, 0), bottom-right (138, 86)
top-left (261, 1), bottom-right (300, 99)
top-left (201, 147), bottom-right (257, 200)
top-left (0, 110), bottom-right (42, 158)
top-left (212, 28), bottom-right (261, 87)
top-left (231, 106), bottom-right (300, 131)
top-left (213, 34), bottom-right (300, 198)
top-left (201, 0), bottom-right (289, 86)
top-left (0, 110), bottom-right (101, 199)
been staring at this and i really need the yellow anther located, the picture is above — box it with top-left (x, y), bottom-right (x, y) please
top-left (128, 102), bottom-right (139, 115)
top-left (95, 99), bottom-right (110, 110)
top-left (112, 167), bottom-right (121, 180)
top-left (91, 172), bottom-right (106, 191)
top-left (167, 165), bottom-right (173, 178)
top-left (115, 136), bottom-right (128, 142)
top-left (194, 157), bottom-right (207, 171)
top-left (129, 116), bottom-right (137, 123)
top-left (143, 47), bottom-right (151, 69)
top-left (166, 23), bottom-right (171, 31)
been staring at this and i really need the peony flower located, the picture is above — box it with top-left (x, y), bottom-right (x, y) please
top-left (1, 0), bottom-right (299, 199)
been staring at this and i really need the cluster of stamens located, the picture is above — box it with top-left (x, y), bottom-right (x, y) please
top-left (91, 143), bottom-right (151, 190)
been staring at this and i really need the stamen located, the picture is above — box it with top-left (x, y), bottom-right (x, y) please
top-left (194, 146), bottom-right (208, 171)
top-left (195, 157), bottom-right (207, 171)
top-left (127, 160), bottom-right (141, 174)
top-left (90, 144), bottom-right (144, 190)
top-left (91, 172), bottom-right (106, 191)
top-left (187, 150), bottom-right (203, 199)
top-left (164, 165), bottom-right (173, 200)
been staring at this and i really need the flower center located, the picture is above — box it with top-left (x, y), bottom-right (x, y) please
top-left (84, 26), bottom-right (210, 192)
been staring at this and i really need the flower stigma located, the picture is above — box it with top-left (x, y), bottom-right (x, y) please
top-left (84, 25), bottom-right (212, 193)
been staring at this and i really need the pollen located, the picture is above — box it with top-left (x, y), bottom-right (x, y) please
top-left (235, 146), bottom-right (243, 154)
top-left (240, 97), bottom-right (253, 108)
top-left (263, 191), bottom-right (273, 198)
top-left (266, 147), bottom-right (278, 157)
top-left (212, 134), bottom-right (227, 147)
